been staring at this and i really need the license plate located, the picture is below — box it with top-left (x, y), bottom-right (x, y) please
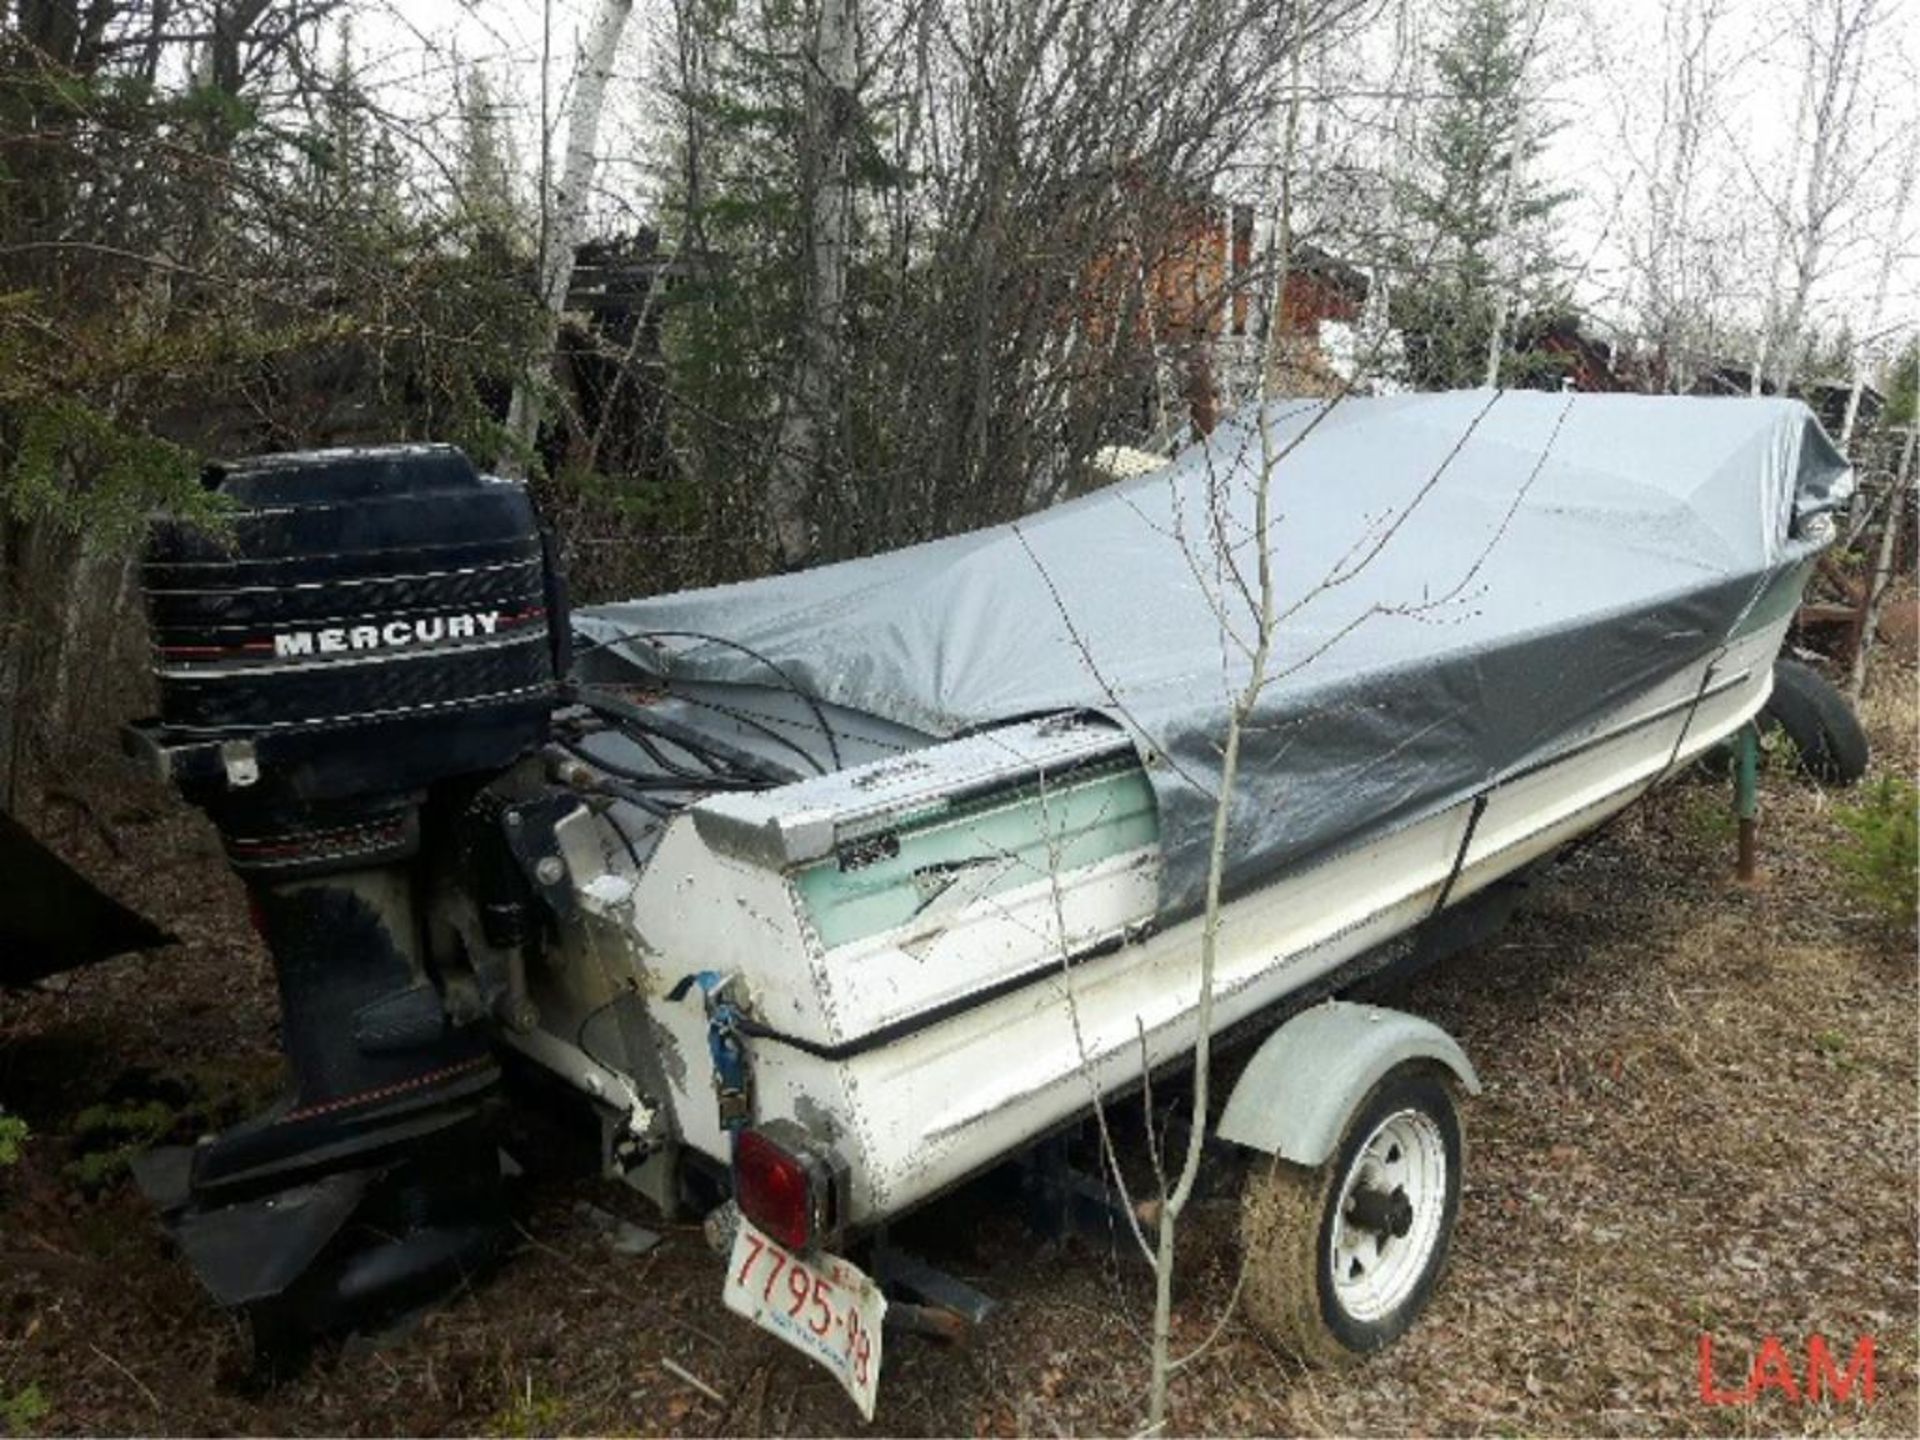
top-left (723, 1218), bottom-right (887, 1420)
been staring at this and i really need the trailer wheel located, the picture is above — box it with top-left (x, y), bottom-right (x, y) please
top-left (1238, 1063), bottom-right (1462, 1365)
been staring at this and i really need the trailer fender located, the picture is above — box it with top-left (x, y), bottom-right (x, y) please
top-left (1217, 1001), bottom-right (1480, 1167)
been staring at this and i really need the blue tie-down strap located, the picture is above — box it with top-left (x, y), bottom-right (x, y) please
top-left (668, 971), bottom-right (753, 1129)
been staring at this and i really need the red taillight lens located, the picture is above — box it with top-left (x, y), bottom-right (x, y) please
top-left (733, 1127), bottom-right (819, 1252)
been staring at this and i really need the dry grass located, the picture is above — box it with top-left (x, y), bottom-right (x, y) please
top-left (2, 660), bottom-right (1914, 1437)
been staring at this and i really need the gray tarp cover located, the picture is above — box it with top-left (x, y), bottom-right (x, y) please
top-left (581, 391), bottom-right (1849, 919)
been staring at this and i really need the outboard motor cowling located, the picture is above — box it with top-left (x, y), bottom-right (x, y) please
top-left (128, 444), bottom-right (566, 1339)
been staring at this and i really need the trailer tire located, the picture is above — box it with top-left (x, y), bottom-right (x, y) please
top-left (1238, 1063), bottom-right (1462, 1366)
top-left (1765, 659), bottom-right (1869, 785)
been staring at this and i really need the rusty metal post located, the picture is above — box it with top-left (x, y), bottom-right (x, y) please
top-left (1735, 722), bottom-right (1759, 882)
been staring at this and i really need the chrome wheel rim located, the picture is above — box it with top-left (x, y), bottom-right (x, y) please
top-left (1328, 1107), bottom-right (1449, 1323)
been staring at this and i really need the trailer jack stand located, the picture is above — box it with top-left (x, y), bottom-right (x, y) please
top-left (1734, 722), bottom-right (1760, 883)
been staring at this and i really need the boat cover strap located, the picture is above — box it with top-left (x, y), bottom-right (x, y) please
top-left (1430, 792), bottom-right (1490, 919)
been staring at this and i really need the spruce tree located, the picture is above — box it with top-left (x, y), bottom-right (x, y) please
top-left (1392, 0), bottom-right (1568, 388)
top-left (457, 67), bottom-right (527, 258)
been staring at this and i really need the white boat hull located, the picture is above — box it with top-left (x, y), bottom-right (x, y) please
top-left (750, 616), bottom-right (1782, 1219)
top-left (518, 611), bottom-right (1789, 1227)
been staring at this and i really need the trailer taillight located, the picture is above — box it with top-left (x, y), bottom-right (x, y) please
top-left (733, 1122), bottom-right (840, 1253)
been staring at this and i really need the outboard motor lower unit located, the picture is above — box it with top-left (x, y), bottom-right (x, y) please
top-left (129, 445), bottom-right (565, 1338)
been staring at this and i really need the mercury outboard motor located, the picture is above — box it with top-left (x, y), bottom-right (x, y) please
top-left (127, 445), bottom-right (566, 1342)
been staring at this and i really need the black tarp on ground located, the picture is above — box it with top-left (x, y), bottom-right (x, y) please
top-left (581, 391), bottom-right (1849, 919)
top-left (0, 809), bottom-right (173, 985)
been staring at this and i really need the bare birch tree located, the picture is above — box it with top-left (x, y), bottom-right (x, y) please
top-left (1142, 11), bottom-right (1310, 1425)
top-left (1632, 0), bottom-right (1735, 391)
top-left (501, 0), bottom-right (635, 475)
top-left (1750, 0), bottom-right (1887, 395)
top-left (765, 0), bottom-right (858, 567)
top-left (1575, 0), bottom-right (1756, 393)
top-left (1838, 128), bottom-right (1917, 449)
